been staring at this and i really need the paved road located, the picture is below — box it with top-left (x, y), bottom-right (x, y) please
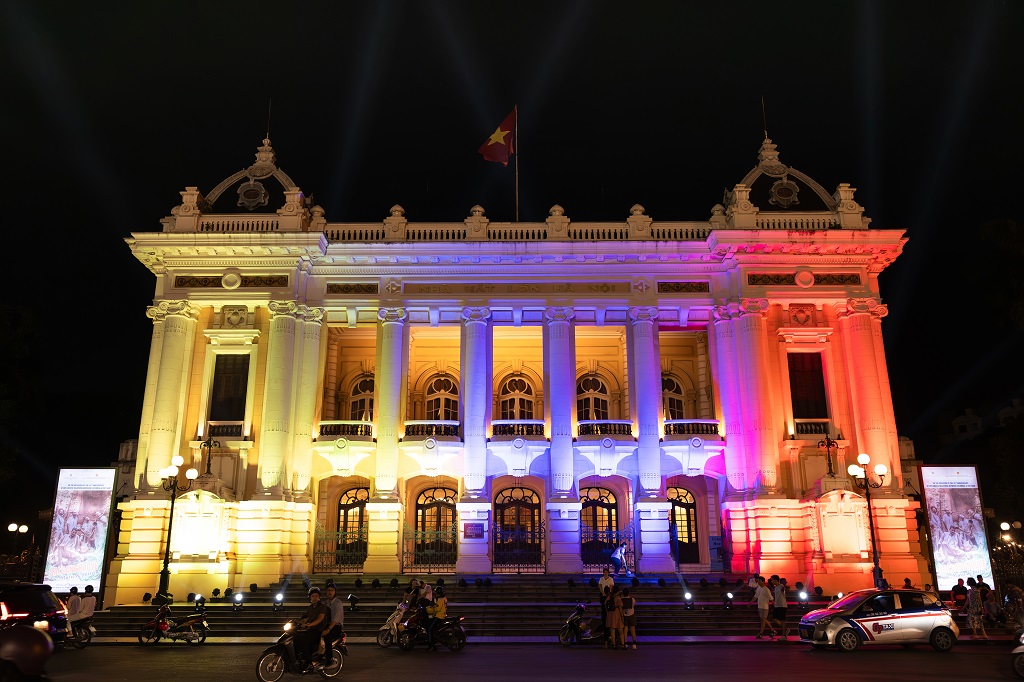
top-left (45, 642), bottom-right (1016, 682)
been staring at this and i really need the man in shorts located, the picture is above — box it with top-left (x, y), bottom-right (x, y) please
top-left (749, 576), bottom-right (774, 639)
top-left (769, 577), bottom-right (788, 640)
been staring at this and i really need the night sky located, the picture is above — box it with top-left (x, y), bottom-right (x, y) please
top-left (2, 2), bottom-right (1022, 529)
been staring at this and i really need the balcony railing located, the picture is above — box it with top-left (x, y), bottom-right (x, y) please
top-left (404, 421), bottom-right (461, 438)
top-left (317, 421), bottom-right (373, 439)
top-left (794, 419), bottom-right (831, 436)
top-left (491, 420), bottom-right (546, 438)
top-left (664, 420), bottom-right (720, 436)
top-left (577, 420), bottom-right (634, 437)
top-left (206, 421), bottom-right (244, 438)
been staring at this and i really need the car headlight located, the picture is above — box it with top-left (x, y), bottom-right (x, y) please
top-left (1019, 632), bottom-right (1024, 645)
top-left (815, 616), bottom-right (834, 627)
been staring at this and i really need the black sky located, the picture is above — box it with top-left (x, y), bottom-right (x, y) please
top-left (2, 1), bottom-right (1022, 526)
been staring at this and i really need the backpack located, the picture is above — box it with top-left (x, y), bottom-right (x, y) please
top-left (622, 596), bottom-right (635, 617)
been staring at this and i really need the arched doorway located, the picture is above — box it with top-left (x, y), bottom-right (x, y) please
top-left (492, 486), bottom-right (545, 573)
top-left (403, 486), bottom-right (458, 573)
top-left (314, 486), bottom-right (369, 572)
top-left (668, 487), bottom-right (700, 565)
top-left (580, 486), bottom-right (632, 572)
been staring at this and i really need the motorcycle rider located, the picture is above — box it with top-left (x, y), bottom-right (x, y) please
top-left (321, 582), bottom-right (344, 666)
top-left (77, 586), bottom-right (97, 628)
top-left (424, 586), bottom-right (448, 651)
top-left (295, 587), bottom-right (329, 670)
top-left (66, 587), bottom-right (82, 624)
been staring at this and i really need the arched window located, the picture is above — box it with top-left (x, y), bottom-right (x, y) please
top-left (499, 376), bottom-right (534, 420)
top-left (662, 375), bottom-right (686, 420)
top-left (415, 486), bottom-right (458, 533)
top-left (667, 487), bottom-right (699, 564)
top-left (580, 486), bottom-right (617, 532)
top-left (425, 375), bottom-right (459, 420)
top-left (493, 486), bottom-right (544, 571)
top-left (576, 375), bottom-right (609, 421)
top-left (338, 487), bottom-right (369, 533)
top-left (349, 376), bottom-right (374, 421)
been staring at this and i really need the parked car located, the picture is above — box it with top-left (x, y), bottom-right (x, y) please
top-left (0, 582), bottom-right (68, 645)
top-left (798, 588), bottom-right (958, 652)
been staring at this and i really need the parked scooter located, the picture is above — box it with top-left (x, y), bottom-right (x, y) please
top-left (396, 609), bottom-right (467, 652)
top-left (66, 617), bottom-right (95, 649)
top-left (1013, 630), bottom-right (1024, 678)
top-left (558, 602), bottom-right (606, 646)
top-left (138, 598), bottom-right (210, 645)
top-left (376, 599), bottom-right (409, 647)
top-left (256, 619), bottom-right (347, 680)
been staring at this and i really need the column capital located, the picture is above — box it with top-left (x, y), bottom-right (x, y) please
top-left (268, 300), bottom-right (299, 319)
top-left (461, 306), bottom-right (491, 325)
top-left (377, 307), bottom-right (408, 324)
top-left (544, 306), bottom-right (575, 323)
top-left (147, 300), bottom-right (201, 322)
top-left (839, 298), bottom-right (888, 319)
top-left (628, 306), bottom-right (659, 324)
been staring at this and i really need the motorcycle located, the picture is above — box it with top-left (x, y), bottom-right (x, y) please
top-left (396, 610), bottom-right (467, 652)
top-left (558, 602), bottom-right (606, 646)
top-left (138, 602), bottom-right (210, 645)
top-left (376, 599), bottom-right (409, 647)
top-left (256, 619), bottom-right (348, 681)
top-left (66, 617), bottom-right (96, 649)
top-left (1013, 630), bottom-right (1024, 678)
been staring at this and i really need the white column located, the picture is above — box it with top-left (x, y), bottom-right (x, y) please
top-left (734, 298), bottom-right (780, 495)
top-left (628, 306), bottom-right (662, 497)
top-left (135, 311), bottom-right (165, 492)
top-left (324, 329), bottom-right (340, 420)
top-left (257, 301), bottom-right (300, 495)
top-left (711, 305), bottom-right (747, 494)
top-left (460, 307), bottom-right (492, 497)
top-left (373, 308), bottom-right (407, 497)
top-left (544, 307), bottom-right (576, 497)
top-left (290, 306), bottom-right (324, 500)
top-left (837, 298), bottom-right (900, 490)
top-left (145, 300), bottom-right (200, 489)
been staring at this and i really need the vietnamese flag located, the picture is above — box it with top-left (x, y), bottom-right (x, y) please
top-left (478, 108), bottom-right (516, 166)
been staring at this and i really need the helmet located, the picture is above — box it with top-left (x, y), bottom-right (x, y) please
top-left (308, 586), bottom-right (321, 598)
top-left (434, 586), bottom-right (445, 599)
top-left (69, 587), bottom-right (79, 595)
top-left (84, 585), bottom-right (94, 593)
top-left (325, 582), bottom-right (336, 591)
top-left (0, 625), bottom-right (54, 676)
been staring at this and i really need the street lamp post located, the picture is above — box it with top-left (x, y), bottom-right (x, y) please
top-left (199, 434), bottom-right (221, 477)
top-left (157, 455), bottom-right (199, 596)
top-left (848, 452), bottom-right (888, 589)
top-left (817, 433), bottom-right (841, 477)
top-left (6, 523), bottom-right (28, 554)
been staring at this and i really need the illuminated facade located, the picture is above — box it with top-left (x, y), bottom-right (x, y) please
top-left (105, 137), bottom-right (929, 603)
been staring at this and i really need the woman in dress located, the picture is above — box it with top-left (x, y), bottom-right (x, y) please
top-left (605, 584), bottom-right (625, 649)
top-left (966, 577), bottom-right (988, 639)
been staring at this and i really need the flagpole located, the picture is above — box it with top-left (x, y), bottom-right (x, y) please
top-left (514, 105), bottom-right (519, 222)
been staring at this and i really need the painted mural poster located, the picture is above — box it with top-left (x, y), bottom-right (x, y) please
top-left (43, 468), bottom-right (117, 593)
top-left (920, 465), bottom-right (993, 590)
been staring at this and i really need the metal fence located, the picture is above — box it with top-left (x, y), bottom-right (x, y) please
top-left (492, 523), bottom-right (546, 574)
top-left (581, 523), bottom-right (634, 574)
top-left (312, 526), bottom-right (368, 573)
top-left (402, 524), bottom-right (458, 574)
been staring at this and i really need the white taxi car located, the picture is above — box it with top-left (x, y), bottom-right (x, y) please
top-left (798, 588), bottom-right (959, 652)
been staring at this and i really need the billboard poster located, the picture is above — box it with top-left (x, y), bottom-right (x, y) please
top-left (43, 468), bottom-right (117, 593)
top-left (920, 465), bottom-right (993, 590)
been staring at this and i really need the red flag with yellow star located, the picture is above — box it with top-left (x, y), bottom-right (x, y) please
top-left (478, 108), bottom-right (516, 165)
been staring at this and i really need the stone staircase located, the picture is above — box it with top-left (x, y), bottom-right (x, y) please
top-left (92, 573), bottom-right (841, 641)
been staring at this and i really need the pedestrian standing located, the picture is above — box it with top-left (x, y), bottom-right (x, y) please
top-left (601, 585), bottom-right (612, 648)
top-left (621, 587), bottom-right (638, 649)
top-left (770, 577), bottom-right (788, 640)
top-left (966, 577), bottom-right (988, 640)
top-left (606, 584), bottom-right (625, 649)
top-left (599, 567), bottom-right (615, 597)
top-left (749, 576), bottom-right (774, 639)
